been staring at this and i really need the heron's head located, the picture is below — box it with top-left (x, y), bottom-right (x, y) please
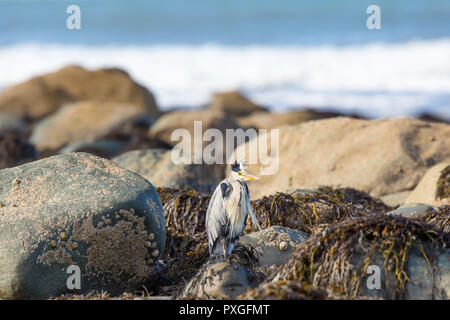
top-left (230, 160), bottom-right (258, 181)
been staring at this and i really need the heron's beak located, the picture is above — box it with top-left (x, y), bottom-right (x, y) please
top-left (242, 172), bottom-right (258, 181)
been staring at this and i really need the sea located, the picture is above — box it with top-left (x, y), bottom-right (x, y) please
top-left (0, 0), bottom-right (449, 119)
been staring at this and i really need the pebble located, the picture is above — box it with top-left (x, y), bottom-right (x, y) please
top-left (151, 249), bottom-right (159, 257)
top-left (279, 241), bottom-right (289, 251)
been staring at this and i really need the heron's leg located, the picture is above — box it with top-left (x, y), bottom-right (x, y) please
top-left (222, 243), bottom-right (227, 261)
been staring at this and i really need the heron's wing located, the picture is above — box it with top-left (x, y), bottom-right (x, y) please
top-left (206, 181), bottom-right (232, 253)
top-left (243, 183), bottom-right (262, 231)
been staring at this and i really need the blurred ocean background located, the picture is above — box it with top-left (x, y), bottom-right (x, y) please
top-left (0, 0), bottom-right (449, 119)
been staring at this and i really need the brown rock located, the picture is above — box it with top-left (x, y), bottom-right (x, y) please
top-left (209, 90), bottom-right (267, 117)
top-left (113, 149), bottom-right (223, 194)
top-left (0, 65), bottom-right (160, 120)
top-left (404, 162), bottom-right (450, 207)
top-left (231, 117), bottom-right (450, 199)
top-left (237, 109), bottom-right (346, 129)
top-left (149, 109), bottom-right (239, 147)
top-left (30, 101), bottom-right (149, 151)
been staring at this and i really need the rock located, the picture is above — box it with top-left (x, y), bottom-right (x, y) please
top-left (404, 249), bottom-right (450, 300)
top-left (113, 149), bottom-right (223, 194)
top-left (30, 101), bottom-right (151, 151)
top-left (209, 91), bottom-right (268, 118)
top-left (0, 65), bottom-right (160, 121)
top-left (239, 226), bottom-right (309, 266)
top-left (386, 204), bottom-right (436, 219)
top-left (404, 162), bottom-right (450, 207)
top-left (231, 117), bottom-right (450, 199)
top-left (274, 214), bottom-right (449, 300)
top-left (284, 188), bottom-right (320, 197)
top-left (59, 140), bottom-right (126, 159)
top-left (147, 109), bottom-right (239, 184)
top-left (0, 152), bottom-right (166, 299)
top-left (102, 114), bottom-right (171, 153)
top-left (0, 113), bottom-right (26, 132)
top-left (149, 109), bottom-right (239, 149)
top-left (0, 131), bottom-right (38, 169)
top-left (236, 109), bottom-right (346, 129)
top-left (179, 260), bottom-right (262, 299)
top-left (380, 190), bottom-right (411, 207)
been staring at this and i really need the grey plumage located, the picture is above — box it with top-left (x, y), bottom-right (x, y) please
top-left (206, 160), bottom-right (261, 258)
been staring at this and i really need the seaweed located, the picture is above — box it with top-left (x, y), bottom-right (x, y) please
top-left (157, 187), bottom-right (210, 236)
top-left (237, 280), bottom-right (329, 300)
top-left (248, 187), bottom-right (391, 234)
top-left (50, 290), bottom-right (169, 300)
top-left (422, 206), bottom-right (450, 233)
top-left (273, 214), bottom-right (449, 299)
top-left (154, 187), bottom-right (211, 295)
top-left (437, 165), bottom-right (450, 200)
top-left (154, 187), bottom-right (394, 297)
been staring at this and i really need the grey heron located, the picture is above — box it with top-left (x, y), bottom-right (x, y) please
top-left (206, 160), bottom-right (261, 259)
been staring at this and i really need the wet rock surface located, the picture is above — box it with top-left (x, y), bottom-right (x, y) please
top-left (0, 152), bottom-right (165, 299)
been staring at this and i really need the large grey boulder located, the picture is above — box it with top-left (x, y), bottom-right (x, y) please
top-left (113, 149), bottom-right (222, 194)
top-left (0, 152), bottom-right (165, 299)
top-left (240, 226), bottom-right (309, 266)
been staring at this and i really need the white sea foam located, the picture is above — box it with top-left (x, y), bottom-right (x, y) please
top-left (0, 39), bottom-right (449, 118)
